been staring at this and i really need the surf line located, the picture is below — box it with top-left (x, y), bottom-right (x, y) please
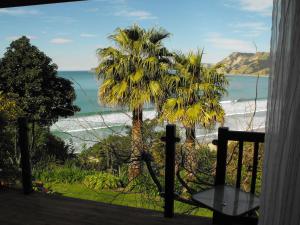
top-left (225, 109), bottom-right (267, 117)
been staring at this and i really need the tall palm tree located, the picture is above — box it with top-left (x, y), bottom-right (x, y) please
top-left (96, 25), bottom-right (171, 179)
top-left (161, 49), bottom-right (228, 171)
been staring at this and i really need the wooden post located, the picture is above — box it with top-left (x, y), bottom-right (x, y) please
top-left (213, 127), bottom-right (229, 224)
top-left (18, 117), bottom-right (33, 194)
top-left (162, 124), bottom-right (180, 218)
top-left (214, 127), bottom-right (229, 186)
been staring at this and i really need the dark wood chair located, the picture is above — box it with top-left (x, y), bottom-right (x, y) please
top-left (192, 127), bottom-right (265, 225)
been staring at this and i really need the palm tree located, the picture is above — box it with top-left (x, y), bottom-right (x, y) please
top-left (161, 49), bottom-right (228, 171)
top-left (96, 25), bottom-right (171, 179)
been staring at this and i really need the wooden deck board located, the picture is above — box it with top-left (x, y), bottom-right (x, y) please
top-left (0, 189), bottom-right (212, 225)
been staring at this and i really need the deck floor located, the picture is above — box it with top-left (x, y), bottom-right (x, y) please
top-left (0, 189), bottom-right (212, 225)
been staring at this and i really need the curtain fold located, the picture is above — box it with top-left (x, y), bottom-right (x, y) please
top-left (259, 0), bottom-right (300, 224)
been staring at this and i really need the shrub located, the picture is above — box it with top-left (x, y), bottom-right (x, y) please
top-left (83, 172), bottom-right (121, 190)
top-left (125, 173), bottom-right (161, 196)
top-left (226, 141), bottom-right (264, 194)
top-left (79, 134), bottom-right (131, 171)
top-left (33, 163), bottom-right (96, 184)
top-left (31, 128), bottom-right (74, 165)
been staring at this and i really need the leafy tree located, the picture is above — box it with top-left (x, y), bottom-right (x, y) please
top-left (80, 134), bottom-right (131, 172)
top-left (0, 92), bottom-right (21, 172)
top-left (162, 50), bottom-right (227, 170)
top-left (0, 92), bottom-right (21, 123)
top-left (96, 25), bottom-right (171, 179)
top-left (31, 126), bottom-right (74, 165)
top-left (0, 36), bottom-right (80, 151)
top-left (0, 36), bottom-right (80, 125)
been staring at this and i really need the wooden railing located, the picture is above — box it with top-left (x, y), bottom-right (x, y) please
top-left (214, 127), bottom-right (265, 194)
top-left (161, 125), bottom-right (180, 218)
top-left (162, 125), bottom-right (265, 218)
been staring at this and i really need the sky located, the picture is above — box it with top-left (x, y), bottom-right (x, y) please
top-left (0, 0), bottom-right (273, 71)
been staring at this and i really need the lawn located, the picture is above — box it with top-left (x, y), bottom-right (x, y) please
top-left (44, 182), bottom-right (212, 217)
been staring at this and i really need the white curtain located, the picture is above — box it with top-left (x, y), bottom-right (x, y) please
top-left (259, 0), bottom-right (300, 224)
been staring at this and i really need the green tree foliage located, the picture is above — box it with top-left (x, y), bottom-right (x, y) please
top-left (0, 92), bottom-right (21, 172)
top-left (0, 92), bottom-right (21, 123)
top-left (0, 36), bottom-right (80, 126)
top-left (96, 25), bottom-right (171, 179)
top-left (31, 126), bottom-right (74, 165)
top-left (79, 119), bottom-right (165, 188)
top-left (0, 37), bottom-right (79, 175)
top-left (162, 50), bottom-right (228, 137)
top-left (80, 134), bottom-right (131, 172)
top-left (161, 50), bottom-right (227, 171)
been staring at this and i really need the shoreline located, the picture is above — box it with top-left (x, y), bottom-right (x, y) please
top-left (226, 74), bottom-right (269, 77)
top-left (52, 99), bottom-right (268, 133)
top-left (51, 99), bottom-right (267, 152)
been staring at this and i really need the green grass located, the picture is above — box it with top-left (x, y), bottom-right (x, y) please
top-left (45, 182), bottom-right (212, 217)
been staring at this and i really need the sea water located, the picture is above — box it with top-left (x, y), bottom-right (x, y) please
top-left (51, 71), bottom-right (268, 151)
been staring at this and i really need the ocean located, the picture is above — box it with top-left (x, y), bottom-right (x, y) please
top-left (50, 71), bottom-right (269, 151)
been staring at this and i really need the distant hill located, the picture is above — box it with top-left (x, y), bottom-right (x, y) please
top-left (218, 52), bottom-right (270, 75)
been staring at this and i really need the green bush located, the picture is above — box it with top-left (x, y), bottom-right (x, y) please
top-left (125, 173), bottom-right (161, 196)
top-left (31, 127), bottom-right (74, 165)
top-left (33, 164), bottom-right (96, 184)
top-left (79, 134), bottom-right (131, 171)
top-left (83, 172), bottom-right (121, 190)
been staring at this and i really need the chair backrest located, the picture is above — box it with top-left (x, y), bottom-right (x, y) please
top-left (213, 127), bottom-right (265, 194)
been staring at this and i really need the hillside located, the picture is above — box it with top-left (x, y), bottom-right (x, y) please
top-left (218, 52), bottom-right (270, 75)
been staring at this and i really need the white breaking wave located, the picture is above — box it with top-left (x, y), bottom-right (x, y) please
top-left (50, 99), bottom-right (267, 152)
top-left (221, 99), bottom-right (267, 116)
top-left (51, 110), bottom-right (156, 133)
top-left (51, 99), bottom-right (267, 133)
top-left (220, 99), bottom-right (238, 104)
top-left (64, 126), bottom-right (116, 133)
top-left (226, 109), bottom-right (267, 116)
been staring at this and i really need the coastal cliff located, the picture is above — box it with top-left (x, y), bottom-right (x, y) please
top-left (218, 52), bottom-right (270, 75)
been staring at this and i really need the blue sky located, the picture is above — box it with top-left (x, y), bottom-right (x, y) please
top-left (0, 0), bottom-right (272, 70)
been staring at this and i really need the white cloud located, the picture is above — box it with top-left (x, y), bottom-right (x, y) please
top-left (90, 0), bottom-right (155, 20)
top-left (54, 52), bottom-right (98, 71)
top-left (115, 10), bottom-right (157, 20)
top-left (6, 35), bottom-right (37, 41)
top-left (50, 38), bottom-right (73, 44)
top-left (0, 8), bottom-right (40, 16)
top-left (229, 22), bottom-right (270, 37)
top-left (230, 22), bottom-right (268, 31)
top-left (240, 0), bottom-right (272, 11)
top-left (206, 33), bottom-right (255, 52)
top-left (237, 0), bottom-right (273, 16)
top-left (85, 8), bottom-right (99, 12)
top-left (80, 33), bottom-right (97, 38)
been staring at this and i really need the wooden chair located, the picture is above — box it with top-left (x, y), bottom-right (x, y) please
top-left (192, 127), bottom-right (265, 225)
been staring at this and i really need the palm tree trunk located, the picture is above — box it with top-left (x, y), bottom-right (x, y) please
top-left (184, 126), bottom-right (197, 176)
top-left (185, 127), bottom-right (195, 145)
top-left (128, 106), bottom-right (143, 180)
top-left (156, 97), bottom-right (165, 118)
